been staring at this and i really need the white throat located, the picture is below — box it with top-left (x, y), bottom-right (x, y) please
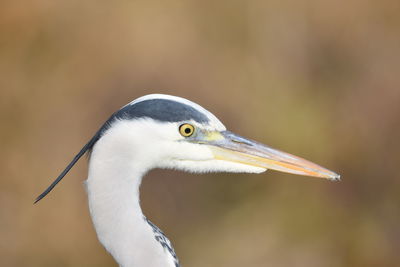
top-left (86, 122), bottom-right (179, 267)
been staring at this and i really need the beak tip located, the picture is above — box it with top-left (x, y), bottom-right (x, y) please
top-left (328, 173), bottom-right (341, 182)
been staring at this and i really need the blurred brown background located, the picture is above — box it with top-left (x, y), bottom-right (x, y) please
top-left (1, 0), bottom-right (399, 266)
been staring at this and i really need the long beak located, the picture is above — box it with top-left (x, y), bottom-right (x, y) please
top-left (205, 131), bottom-right (340, 180)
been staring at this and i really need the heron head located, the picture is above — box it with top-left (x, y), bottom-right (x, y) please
top-left (35, 94), bottom-right (339, 203)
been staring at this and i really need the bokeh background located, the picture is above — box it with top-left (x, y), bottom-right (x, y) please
top-left (1, 0), bottom-right (399, 266)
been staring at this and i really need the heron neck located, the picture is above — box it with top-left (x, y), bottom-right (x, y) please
top-left (86, 135), bottom-right (177, 267)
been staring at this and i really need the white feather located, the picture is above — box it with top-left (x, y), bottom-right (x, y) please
top-left (86, 113), bottom-right (265, 267)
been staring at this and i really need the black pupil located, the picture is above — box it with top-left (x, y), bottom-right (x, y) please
top-left (184, 127), bottom-right (191, 134)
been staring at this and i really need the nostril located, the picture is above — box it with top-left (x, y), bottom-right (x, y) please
top-left (231, 139), bottom-right (253, 146)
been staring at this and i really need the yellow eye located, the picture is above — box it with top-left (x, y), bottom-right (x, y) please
top-left (179, 123), bottom-right (195, 137)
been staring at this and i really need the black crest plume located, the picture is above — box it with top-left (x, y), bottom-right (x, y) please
top-left (34, 135), bottom-right (99, 203)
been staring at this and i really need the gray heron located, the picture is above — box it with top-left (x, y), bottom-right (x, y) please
top-left (36, 94), bottom-right (340, 267)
